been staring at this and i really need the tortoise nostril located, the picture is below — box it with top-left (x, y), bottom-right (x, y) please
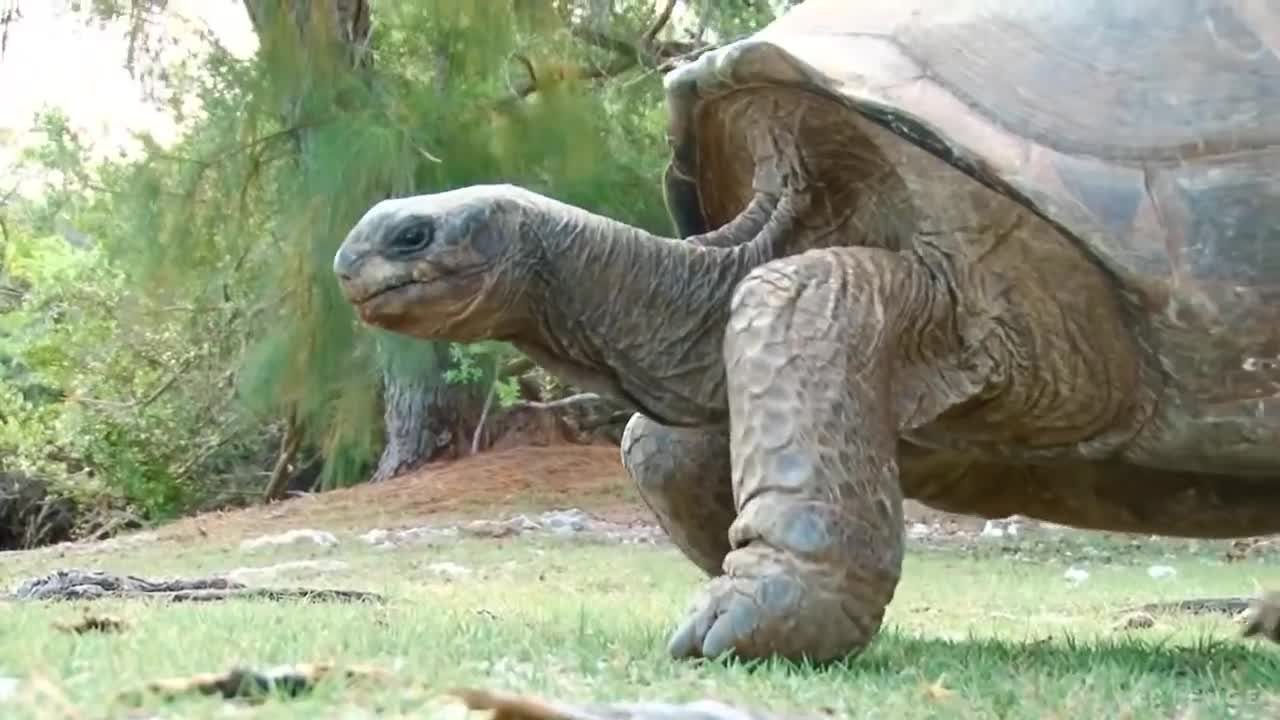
top-left (333, 248), bottom-right (358, 280)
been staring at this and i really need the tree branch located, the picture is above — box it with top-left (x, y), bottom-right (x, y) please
top-left (501, 2), bottom-right (713, 107)
top-left (69, 353), bottom-right (200, 411)
top-left (263, 410), bottom-right (302, 501)
top-left (470, 380), bottom-right (498, 455)
top-left (507, 392), bottom-right (607, 412)
top-left (569, 24), bottom-right (638, 61)
top-left (642, 0), bottom-right (678, 48)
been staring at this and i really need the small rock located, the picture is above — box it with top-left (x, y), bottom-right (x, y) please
top-left (539, 509), bottom-right (591, 533)
top-left (1147, 565), bottom-right (1177, 579)
top-left (908, 522), bottom-right (931, 538)
top-left (1113, 611), bottom-right (1156, 631)
top-left (425, 562), bottom-right (472, 579)
top-left (239, 529), bottom-right (338, 552)
top-left (1063, 567), bottom-right (1089, 584)
top-left (980, 521), bottom-right (1005, 539)
top-left (358, 526), bottom-right (456, 548)
top-left (227, 560), bottom-right (349, 584)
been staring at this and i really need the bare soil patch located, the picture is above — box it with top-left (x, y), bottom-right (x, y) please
top-left (154, 442), bottom-right (984, 546)
top-left (25, 442), bottom-right (988, 555)
top-left (155, 444), bottom-right (643, 546)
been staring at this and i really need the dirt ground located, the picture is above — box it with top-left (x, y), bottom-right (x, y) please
top-left (152, 442), bottom-right (989, 546)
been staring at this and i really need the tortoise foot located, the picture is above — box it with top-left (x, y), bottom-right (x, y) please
top-left (666, 546), bottom-right (883, 663)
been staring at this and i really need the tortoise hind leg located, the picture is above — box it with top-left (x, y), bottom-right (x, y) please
top-left (621, 415), bottom-right (735, 577)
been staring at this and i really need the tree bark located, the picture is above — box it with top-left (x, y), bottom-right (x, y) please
top-left (370, 359), bottom-right (488, 482)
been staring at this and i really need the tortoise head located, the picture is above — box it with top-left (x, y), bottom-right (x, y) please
top-left (332, 184), bottom-right (538, 342)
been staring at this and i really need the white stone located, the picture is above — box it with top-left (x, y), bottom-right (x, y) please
top-left (1063, 567), bottom-right (1089, 584)
top-left (426, 561), bottom-right (472, 578)
top-left (227, 560), bottom-right (349, 584)
top-left (239, 528), bottom-right (339, 552)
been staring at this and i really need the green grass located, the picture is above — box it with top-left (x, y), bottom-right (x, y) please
top-left (2, 528), bottom-right (1279, 719)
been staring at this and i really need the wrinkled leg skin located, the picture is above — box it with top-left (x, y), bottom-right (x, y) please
top-left (621, 415), bottom-right (736, 577)
top-left (669, 247), bottom-right (913, 663)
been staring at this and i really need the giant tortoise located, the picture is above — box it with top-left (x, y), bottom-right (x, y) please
top-left (332, 0), bottom-right (1280, 663)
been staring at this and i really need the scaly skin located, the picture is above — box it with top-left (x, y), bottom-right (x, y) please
top-left (621, 417), bottom-right (734, 577)
top-left (335, 105), bottom-right (1279, 661)
top-left (329, 178), bottom-right (1140, 663)
top-left (668, 246), bottom-right (977, 661)
top-left (332, 184), bottom-right (789, 427)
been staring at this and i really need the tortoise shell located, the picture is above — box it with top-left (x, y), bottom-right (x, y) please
top-left (661, 0), bottom-right (1280, 471)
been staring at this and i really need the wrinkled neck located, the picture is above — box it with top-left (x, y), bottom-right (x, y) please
top-left (512, 193), bottom-right (786, 426)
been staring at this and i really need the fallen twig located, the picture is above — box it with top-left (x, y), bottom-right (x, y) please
top-left (1120, 592), bottom-right (1280, 645)
top-left (124, 661), bottom-right (392, 704)
top-left (8, 569), bottom-right (383, 605)
top-left (53, 611), bottom-right (129, 634)
top-left (511, 392), bottom-right (605, 412)
top-left (1121, 597), bottom-right (1253, 617)
top-left (452, 687), bottom-right (820, 720)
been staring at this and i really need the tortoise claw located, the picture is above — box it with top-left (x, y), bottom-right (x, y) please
top-left (667, 576), bottom-right (753, 660)
top-left (667, 554), bottom-right (852, 662)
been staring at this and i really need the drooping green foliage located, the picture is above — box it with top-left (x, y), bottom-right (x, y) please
top-left (0, 0), bottom-right (791, 523)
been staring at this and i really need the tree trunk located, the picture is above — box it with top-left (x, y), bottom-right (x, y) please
top-left (243, 0), bottom-right (492, 486)
top-left (370, 343), bottom-right (490, 482)
top-left (370, 366), bottom-right (487, 482)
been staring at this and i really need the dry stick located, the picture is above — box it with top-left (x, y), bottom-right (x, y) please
top-left (262, 409), bottom-right (302, 501)
top-left (471, 379), bottom-right (498, 456)
top-left (513, 392), bottom-right (604, 411)
top-left (1123, 597), bottom-right (1255, 616)
top-left (9, 570), bottom-right (384, 604)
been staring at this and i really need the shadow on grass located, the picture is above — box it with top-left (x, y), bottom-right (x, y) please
top-left (726, 631), bottom-right (1280, 686)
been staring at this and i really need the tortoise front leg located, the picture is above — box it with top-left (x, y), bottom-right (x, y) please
top-left (668, 247), bottom-right (958, 663)
top-left (621, 415), bottom-right (735, 577)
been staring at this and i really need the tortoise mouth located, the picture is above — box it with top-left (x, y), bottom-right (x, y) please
top-left (351, 282), bottom-right (427, 328)
top-left (350, 279), bottom-right (416, 307)
top-left (349, 263), bottom-right (496, 325)
top-left (350, 262), bottom-right (495, 304)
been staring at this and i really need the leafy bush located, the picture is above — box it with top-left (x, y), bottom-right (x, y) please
top-left (0, 221), bottom-right (265, 521)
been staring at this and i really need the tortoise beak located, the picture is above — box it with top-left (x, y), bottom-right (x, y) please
top-left (333, 246), bottom-right (358, 283)
top-left (334, 244), bottom-right (373, 304)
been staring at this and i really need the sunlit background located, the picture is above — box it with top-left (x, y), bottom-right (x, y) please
top-left (0, 1), bottom-right (254, 186)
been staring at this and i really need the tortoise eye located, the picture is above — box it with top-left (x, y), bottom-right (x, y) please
top-left (389, 223), bottom-right (433, 255)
